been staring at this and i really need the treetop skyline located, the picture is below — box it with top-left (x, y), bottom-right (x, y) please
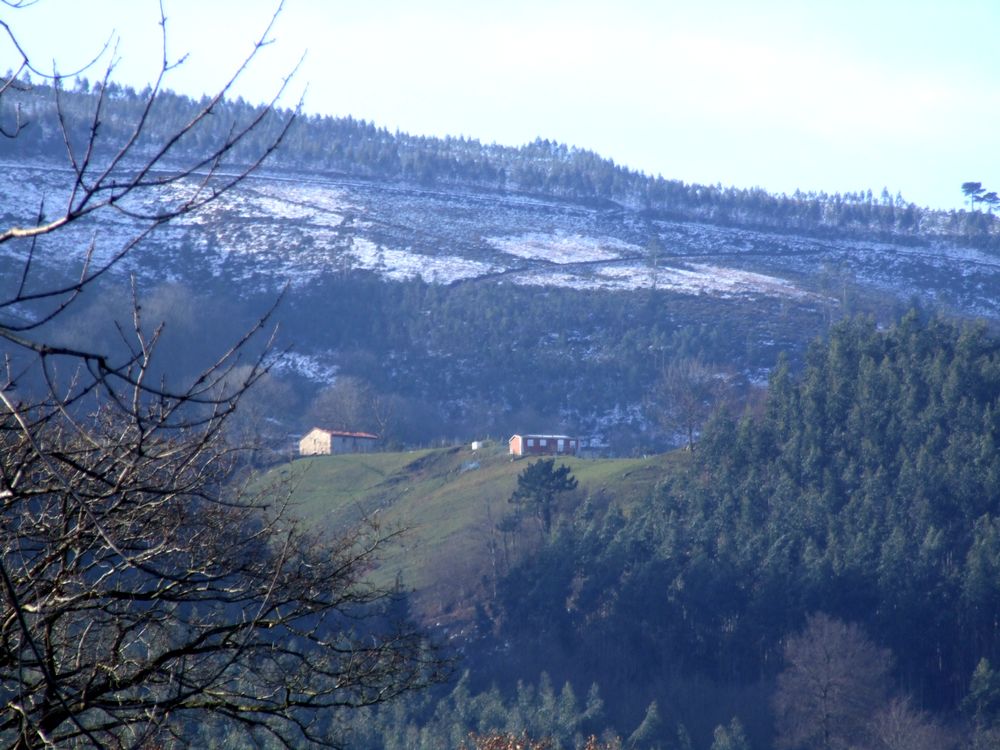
top-left (2, 0), bottom-right (998, 211)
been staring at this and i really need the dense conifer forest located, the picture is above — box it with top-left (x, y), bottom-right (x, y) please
top-left (456, 312), bottom-right (1000, 747)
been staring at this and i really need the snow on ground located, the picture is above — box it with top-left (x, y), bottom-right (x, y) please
top-left (488, 232), bottom-right (639, 264)
top-left (681, 263), bottom-right (818, 299)
top-left (254, 180), bottom-right (358, 210)
top-left (347, 237), bottom-right (500, 284)
top-left (512, 270), bottom-right (596, 290)
top-left (513, 260), bottom-right (823, 301)
top-left (895, 241), bottom-right (1000, 271)
top-left (250, 195), bottom-right (322, 223)
top-left (4, 161), bottom-right (998, 316)
top-left (251, 181), bottom-right (359, 227)
top-left (268, 351), bottom-right (338, 383)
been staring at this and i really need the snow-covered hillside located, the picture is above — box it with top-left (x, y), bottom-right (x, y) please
top-left (5, 162), bottom-right (998, 310)
top-left (3, 160), bottom-right (999, 392)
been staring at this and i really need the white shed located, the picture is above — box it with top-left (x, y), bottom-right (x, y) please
top-left (299, 428), bottom-right (378, 456)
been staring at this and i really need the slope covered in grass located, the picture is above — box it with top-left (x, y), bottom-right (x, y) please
top-left (268, 443), bottom-right (685, 623)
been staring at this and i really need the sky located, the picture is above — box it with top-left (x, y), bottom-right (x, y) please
top-left (3, 0), bottom-right (999, 210)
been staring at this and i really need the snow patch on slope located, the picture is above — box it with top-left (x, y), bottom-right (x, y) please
top-left (347, 237), bottom-right (500, 283)
top-left (513, 260), bottom-right (822, 301)
top-left (488, 232), bottom-right (638, 264)
top-left (269, 352), bottom-right (338, 383)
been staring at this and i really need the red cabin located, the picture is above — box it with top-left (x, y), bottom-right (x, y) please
top-left (508, 434), bottom-right (578, 457)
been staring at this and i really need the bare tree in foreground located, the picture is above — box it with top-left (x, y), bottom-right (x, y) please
top-left (772, 614), bottom-right (891, 750)
top-left (0, 4), bottom-right (442, 748)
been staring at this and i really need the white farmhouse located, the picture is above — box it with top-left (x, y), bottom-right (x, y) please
top-left (299, 428), bottom-right (378, 456)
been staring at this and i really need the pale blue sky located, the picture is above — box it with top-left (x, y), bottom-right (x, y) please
top-left (3, 0), bottom-right (999, 209)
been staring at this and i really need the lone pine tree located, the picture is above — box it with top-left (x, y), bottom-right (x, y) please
top-left (510, 458), bottom-right (578, 535)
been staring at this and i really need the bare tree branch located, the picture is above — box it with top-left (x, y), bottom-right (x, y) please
top-left (0, 4), bottom-right (445, 748)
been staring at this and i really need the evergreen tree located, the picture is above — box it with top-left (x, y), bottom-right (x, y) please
top-left (709, 719), bottom-right (751, 750)
top-left (964, 659), bottom-right (1000, 731)
top-left (510, 459), bottom-right (578, 535)
top-left (626, 701), bottom-right (661, 749)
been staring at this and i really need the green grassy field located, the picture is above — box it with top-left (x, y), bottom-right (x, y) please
top-left (265, 443), bottom-right (686, 623)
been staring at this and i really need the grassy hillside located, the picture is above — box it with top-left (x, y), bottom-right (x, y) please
top-left (267, 443), bottom-right (686, 624)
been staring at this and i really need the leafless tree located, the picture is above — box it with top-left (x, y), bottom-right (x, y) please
top-left (216, 362), bottom-right (299, 465)
top-left (305, 376), bottom-right (418, 446)
top-left (307, 377), bottom-right (379, 435)
top-left (772, 613), bottom-right (892, 750)
top-left (648, 358), bottom-right (723, 451)
top-left (865, 696), bottom-right (954, 750)
top-left (0, 4), bottom-right (443, 748)
top-left (474, 494), bottom-right (503, 604)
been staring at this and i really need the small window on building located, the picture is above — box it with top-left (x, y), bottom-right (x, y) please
top-left (540, 439), bottom-right (547, 447)
top-left (527, 438), bottom-right (534, 447)
top-left (557, 439), bottom-right (565, 451)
